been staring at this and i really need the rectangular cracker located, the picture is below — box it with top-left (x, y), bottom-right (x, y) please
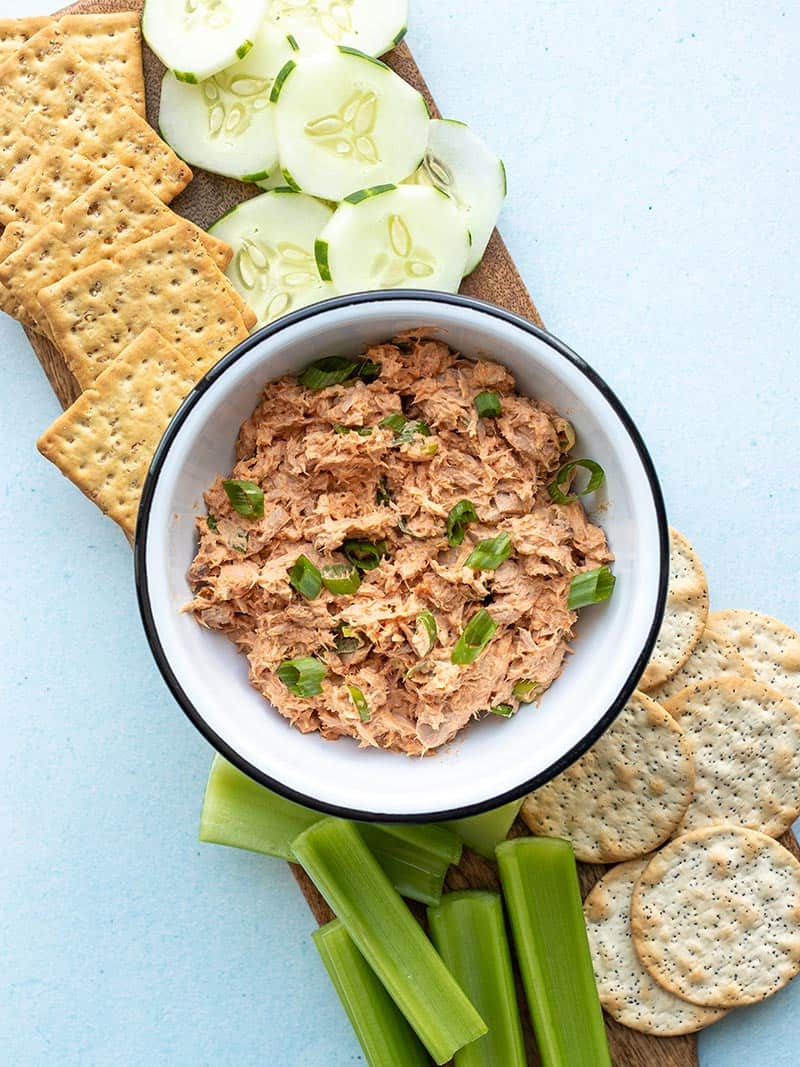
top-left (0, 25), bottom-right (191, 225)
top-left (0, 164), bottom-right (233, 332)
top-left (37, 328), bottom-right (198, 538)
top-left (0, 14), bottom-right (145, 116)
top-left (0, 147), bottom-right (102, 245)
top-left (38, 223), bottom-right (251, 389)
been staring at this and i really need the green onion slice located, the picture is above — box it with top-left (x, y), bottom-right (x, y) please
top-left (378, 412), bottom-right (407, 433)
top-left (347, 684), bottom-right (371, 723)
top-left (333, 424), bottom-right (373, 436)
top-left (447, 499), bottom-right (478, 547)
top-left (474, 391), bottom-right (502, 418)
top-left (568, 566), bottom-right (616, 610)
top-left (513, 679), bottom-right (538, 699)
top-left (553, 417), bottom-right (576, 453)
top-left (288, 554), bottom-right (322, 600)
top-left (380, 412), bottom-right (432, 445)
top-left (206, 514), bottom-right (218, 531)
top-left (416, 610), bottom-right (438, 655)
top-left (465, 532), bottom-right (513, 570)
top-left (490, 704), bottom-right (515, 717)
top-left (333, 623), bottom-right (364, 654)
top-left (547, 459), bottom-right (605, 505)
top-left (277, 656), bottom-right (327, 696)
top-left (321, 563), bottom-right (361, 595)
top-left (375, 477), bottom-right (392, 506)
top-left (299, 355), bottom-right (381, 389)
top-left (222, 479), bottom-right (264, 518)
top-left (452, 608), bottom-right (498, 665)
top-left (343, 539), bottom-right (387, 572)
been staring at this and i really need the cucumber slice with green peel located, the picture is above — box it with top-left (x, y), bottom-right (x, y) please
top-left (158, 24), bottom-right (295, 181)
top-left (408, 118), bottom-right (507, 276)
top-left (272, 47), bottom-right (429, 202)
top-left (142, 0), bottom-right (269, 82)
top-left (315, 184), bottom-right (469, 294)
top-left (269, 0), bottom-right (408, 58)
top-left (209, 190), bottom-right (336, 325)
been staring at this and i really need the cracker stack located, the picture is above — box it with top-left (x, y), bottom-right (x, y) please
top-left (523, 527), bottom-right (800, 1035)
top-left (0, 17), bottom-right (257, 537)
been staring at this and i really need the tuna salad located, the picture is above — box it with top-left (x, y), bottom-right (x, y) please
top-left (186, 332), bottom-right (614, 755)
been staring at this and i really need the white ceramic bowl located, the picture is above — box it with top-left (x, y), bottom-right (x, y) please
top-left (135, 292), bottom-right (668, 821)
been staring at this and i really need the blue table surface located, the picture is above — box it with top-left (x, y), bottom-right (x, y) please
top-left (2, 1), bottom-right (798, 1063)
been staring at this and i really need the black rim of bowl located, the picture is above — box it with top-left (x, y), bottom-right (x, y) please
top-left (134, 290), bottom-right (670, 823)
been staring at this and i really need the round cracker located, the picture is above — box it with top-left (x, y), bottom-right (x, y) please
top-left (631, 826), bottom-right (800, 1007)
top-left (521, 691), bottom-right (694, 863)
top-left (583, 859), bottom-right (727, 1035)
top-left (666, 677), bottom-right (800, 838)
top-left (648, 627), bottom-right (754, 706)
top-left (708, 609), bottom-right (800, 705)
top-left (639, 528), bottom-right (708, 691)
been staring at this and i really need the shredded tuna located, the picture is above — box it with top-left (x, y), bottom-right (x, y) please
top-left (186, 334), bottom-right (612, 755)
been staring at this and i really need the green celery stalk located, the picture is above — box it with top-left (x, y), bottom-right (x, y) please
top-left (199, 757), bottom-right (460, 905)
top-left (427, 891), bottom-right (526, 1067)
top-left (496, 837), bottom-right (611, 1067)
top-left (443, 799), bottom-right (523, 858)
top-left (292, 818), bottom-right (487, 1065)
top-left (313, 919), bottom-right (428, 1067)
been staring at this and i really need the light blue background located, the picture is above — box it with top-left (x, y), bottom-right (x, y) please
top-left (2, 1), bottom-right (798, 1063)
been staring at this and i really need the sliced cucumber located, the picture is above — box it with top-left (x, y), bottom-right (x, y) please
top-left (272, 47), bottom-right (429, 202)
top-left (409, 118), bottom-right (506, 275)
top-left (269, 0), bottom-right (408, 58)
top-left (158, 24), bottom-right (294, 181)
top-left (315, 184), bottom-right (469, 295)
top-left (143, 0), bottom-right (269, 82)
top-left (209, 190), bottom-right (336, 325)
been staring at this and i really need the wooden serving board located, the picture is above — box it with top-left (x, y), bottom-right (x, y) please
top-left (22, 2), bottom-right (798, 1062)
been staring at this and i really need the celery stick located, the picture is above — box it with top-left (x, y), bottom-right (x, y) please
top-left (199, 757), bottom-right (460, 904)
top-left (427, 891), bottom-right (526, 1067)
top-left (496, 837), bottom-right (611, 1067)
top-left (292, 818), bottom-right (487, 1065)
top-left (313, 920), bottom-right (429, 1067)
top-left (443, 799), bottom-right (523, 858)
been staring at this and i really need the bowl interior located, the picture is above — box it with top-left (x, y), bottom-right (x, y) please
top-left (138, 295), bottom-right (666, 820)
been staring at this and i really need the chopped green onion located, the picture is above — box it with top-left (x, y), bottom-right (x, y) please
top-left (334, 423), bottom-right (373, 436)
top-left (442, 800), bottom-right (523, 860)
top-left (276, 656), bottom-right (327, 696)
top-left (473, 391), bottom-right (502, 418)
top-left (347, 684), bottom-right (371, 723)
top-left (553, 417), bottom-right (576, 453)
top-left (291, 819), bottom-right (487, 1064)
top-left (512, 679), bottom-right (538, 699)
top-left (333, 623), bottom-right (364, 653)
top-left (343, 538), bottom-right (387, 572)
top-left (206, 514), bottom-right (218, 531)
top-left (230, 529), bottom-right (249, 553)
top-left (313, 920), bottom-right (429, 1067)
top-left (288, 554), bottom-right (322, 599)
top-left (568, 565), bottom-right (616, 610)
top-left (376, 477), bottom-right (392, 506)
top-left (451, 609), bottom-right (498, 666)
top-left (489, 704), bottom-right (514, 717)
top-left (464, 532), bottom-right (512, 571)
top-left (222, 478), bottom-right (264, 518)
top-left (447, 499), bottom-right (478, 547)
top-left (321, 563), bottom-right (361, 595)
top-left (497, 838), bottom-right (611, 1067)
top-left (428, 892), bottom-right (526, 1067)
top-left (547, 458), bottom-right (605, 505)
top-left (299, 355), bottom-right (381, 389)
top-left (200, 757), bottom-right (460, 904)
top-left (379, 412), bottom-right (408, 433)
top-left (395, 419), bottom-right (431, 444)
top-left (416, 610), bottom-right (438, 655)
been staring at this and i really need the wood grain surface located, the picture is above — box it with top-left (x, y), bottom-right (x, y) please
top-left (16, 1), bottom-right (796, 1062)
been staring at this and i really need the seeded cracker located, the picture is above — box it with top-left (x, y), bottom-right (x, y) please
top-left (639, 527), bottom-right (708, 690)
top-left (666, 676), bottom-right (800, 837)
top-left (37, 329), bottom-right (197, 538)
top-left (0, 148), bottom-right (101, 250)
top-left (0, 165), bottom-right (233, 333)
top-left (583, 859), bottom-right (727, 1035)
top-left (38, 223), bottom-right (251, 389)
top-left (521, 691), bottom-right (694, 863)
top-left (708, 609), bottom-right (800, 704)
top-left (0, 25), bottom-right (191, 226)
top-left (647, 627), bottom-right (755, 706)
top-left (631, 826), bottom-right (800, 1007)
